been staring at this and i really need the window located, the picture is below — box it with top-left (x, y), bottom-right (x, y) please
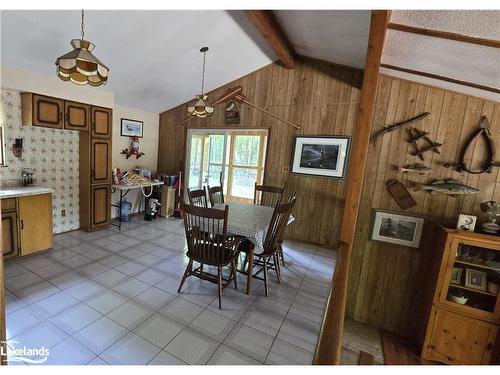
top-left (186, 129), bottom-right (268, 202)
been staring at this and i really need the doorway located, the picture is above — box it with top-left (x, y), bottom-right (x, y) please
top-left (186, 129), bottom-right (268, 203)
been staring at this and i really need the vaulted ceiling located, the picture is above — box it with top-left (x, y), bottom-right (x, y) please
top-left (0, 10), bottom-right (277, 113)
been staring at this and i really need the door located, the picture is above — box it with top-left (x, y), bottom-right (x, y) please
top-left (427, 308), bottom-right (498, 364)
top-left (91, 106), bottom-right (112, 138)
top-left (186, 129), bottom-right (267, 202)
top-left (2, 211), bottom-right (19, 260)
top-left (18, 194), bottom-right (53, 256)
top-left (91, 139), bottom-right (111, 184)
top-left (32, 94), bottom-right (63, 129)
top-left (91, 185), bottom-right (111, 228)
top-left (65, 101), bottom-right (89, 131)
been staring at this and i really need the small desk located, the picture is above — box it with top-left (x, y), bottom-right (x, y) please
top-left (111, 181), bottom-right (164, 230)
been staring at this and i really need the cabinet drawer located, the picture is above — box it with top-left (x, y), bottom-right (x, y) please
top-left (1, 198), bottom-right (17, 212)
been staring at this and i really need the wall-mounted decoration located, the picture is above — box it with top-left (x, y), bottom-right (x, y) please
top-left (399, 163), bottom-right (432, 175)
top-left (456, 214), bottom-right (477, 232)
top-left (120, 118), bottom-right (144, 138)
top-left (450, 267), bottom-right (463, 285)
top-left (371, 112), bottom-right (429, 142)
top-left (181, 86), bottom-right (302, 129)
top-left (444, 115), bottom-right (500, 174)
top-left (120, 136), bottom-right (145, 160)
top-left (386, 179), bottom-right (417, 209)
top-left (290, 135), bottom-right (350, 179)
top-left (225, 101), bottom-right (240, 124)
top-left (370, 209), bottom-right (425, 248)
top-left (465, 268), bottom-right (487, 291)
top-left (420, 180), bottom-right (479, 195)
top-left (406, 127), bottom-right (442, 161)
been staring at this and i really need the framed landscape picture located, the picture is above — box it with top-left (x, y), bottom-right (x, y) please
top-left (120, 118), bottom-right (144, 137)
top-left (291, 135), bottom-right (350, 179)
top-left (370, 209), bottom-right (425, 248)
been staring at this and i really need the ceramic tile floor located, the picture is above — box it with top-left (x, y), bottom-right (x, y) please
top-left (4, 216), bottom-right (382, 365)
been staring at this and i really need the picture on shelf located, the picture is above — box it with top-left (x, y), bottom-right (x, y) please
top-left (465, 268), bottom-right (487, 291)
top-left (291, 135), bottom-right (350, 179)
top-left (120, 118), bottom-right (144, 137)
top-left (450, 267), bottom-right (463, 285)
top-left (370, 209), bottom-right (425, 248)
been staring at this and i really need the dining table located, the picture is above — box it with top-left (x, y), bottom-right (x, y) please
top-left (213, 201), bottom-right (295, 294)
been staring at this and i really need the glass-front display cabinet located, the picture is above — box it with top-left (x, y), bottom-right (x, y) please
top-left (421, 225), bottom-right (499, 364)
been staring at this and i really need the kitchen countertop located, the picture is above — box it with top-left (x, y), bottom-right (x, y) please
top-left (0, 186), bottom-right (55, 199)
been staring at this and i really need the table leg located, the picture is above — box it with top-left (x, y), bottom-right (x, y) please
top-left (118, 190), bottom-right (123, 230)
top-left (246, 244), bottom-right (254, 295)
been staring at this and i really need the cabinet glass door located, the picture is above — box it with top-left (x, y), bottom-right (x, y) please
top-left (444, 239), bottom-right (500, 316)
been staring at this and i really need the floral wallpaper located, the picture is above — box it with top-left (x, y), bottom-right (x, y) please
top-left (1, 89), bottom-right (80, 234)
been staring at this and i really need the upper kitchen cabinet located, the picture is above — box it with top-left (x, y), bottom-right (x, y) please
top-left (21, 93), bottom-right (63, 129)
top-left (91, 106), bottom-right (112, 138)
top-left (64, 100), bottom-right (90, 131)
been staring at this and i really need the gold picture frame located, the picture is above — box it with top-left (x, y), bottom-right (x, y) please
top-left (465, 268), bottom-right (487, 291)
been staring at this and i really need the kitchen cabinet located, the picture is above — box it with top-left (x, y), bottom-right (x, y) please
top-left (420, 225), bottom-right (500, 364)
top-left (91, 106), bottom-right (112, 138)
top-left (2, 211), bottom-right (19, 260)
top-left (18, 194), bottom-right (53, 256)
top-left (90, 185), bottom-right (111, 229)
top-left (0, 193), bottom-right (53, 260)
top-left (64, 100), bottom-right (89, 131)
top-left (21, 93), bottom-right (63, 129)
top-left (91, 139), bottom-right (111, 184)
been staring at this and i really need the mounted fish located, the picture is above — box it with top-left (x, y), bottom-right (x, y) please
top-left (419, 180), bottom-right (479, 195)
top-left (399, 163), bottom-right (433, 175)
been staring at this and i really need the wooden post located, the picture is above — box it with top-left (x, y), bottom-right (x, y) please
top-left (313, 10), bottom-right (390, 365)
top-left (246, 10), bottom-right (296, 69)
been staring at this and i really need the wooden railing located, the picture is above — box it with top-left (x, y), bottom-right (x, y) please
top-left (313, 10), bottom-right (390, 365)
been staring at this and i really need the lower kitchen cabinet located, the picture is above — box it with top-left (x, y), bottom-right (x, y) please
top-left (2, 211), bottom-right (19, 260)
top-left (1, 193), bottom-right (53, 260)
top-left (91, 184), bottom-right (111, 229)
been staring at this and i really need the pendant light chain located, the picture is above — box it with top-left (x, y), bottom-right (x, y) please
top-left (201, 49), bottom-right (206, 95)
top-left (81, 9), bottom-right (85, 40)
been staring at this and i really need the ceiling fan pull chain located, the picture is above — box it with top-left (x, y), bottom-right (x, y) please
top-left (81, 9), bottom-right (85, 39)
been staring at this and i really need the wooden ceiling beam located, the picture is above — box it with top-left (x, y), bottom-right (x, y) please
top-left (246, 10), bottom-right (296, 69)
top-left (313, 10), bottom-right (390, 365)
top-left (387, 22), bottom-right (500, 48)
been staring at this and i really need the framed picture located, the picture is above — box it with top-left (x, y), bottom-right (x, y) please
top-left (465, 268), bottom-right (487, 291)
top-left (370, 209), bottom-right (425, 248)
top-left (290, 135), bottom-right (350, 179)
top-left (120, 118), bottom-right (143, 138)
top-left (450, 267), bottom-right (463, 285)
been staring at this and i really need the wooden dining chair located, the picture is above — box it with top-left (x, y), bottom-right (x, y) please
top-left (208, 185), bottom-right (224, 207)
top-left (240, 196), bottom-right (296, 296)
top-left (187, 187), bottom-right (208, 207)
top-left (276, 193), bottom-right (296, 266)
top-left (178, 203), bottom-right (243, 309)
top-left (254, 183), bottom-right (284, 208)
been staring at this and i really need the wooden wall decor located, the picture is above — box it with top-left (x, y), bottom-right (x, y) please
top-left (158, 58), bottom-right (363, 248)
top-left (346, 74), bottom-right (500, 340)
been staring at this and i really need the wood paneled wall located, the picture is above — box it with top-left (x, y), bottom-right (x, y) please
top-left (158, 58), bottom-right (363, 247)
top-left (347, 74), bottom-right (500, 338)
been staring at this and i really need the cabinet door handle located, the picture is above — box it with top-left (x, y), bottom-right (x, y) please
top-left (20, 219), bottom-right (24, 230)
top-left (65, 112), bottom-right (68, 123)
top-left (486, 342), bottom-right (493, 351)
top-left (91, 169), bottom-right (95, 177)
top-left (59, 112), bottom-right (62, 122)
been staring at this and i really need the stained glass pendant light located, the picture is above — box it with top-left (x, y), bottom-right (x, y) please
top-left (55, 10), bottom-right (109, 87)
top-left (187, 47), bottom-right (214, 118)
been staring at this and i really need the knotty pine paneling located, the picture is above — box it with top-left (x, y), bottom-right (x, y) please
top-left (347, 74), bottom-right (500, 339)
top-left (158, 58), bottom-right (363, 247)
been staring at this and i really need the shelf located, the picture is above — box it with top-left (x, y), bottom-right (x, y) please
top-left (454, 257), bottom-right (500, 272)
top-left (450, 284), bottom-right (498, 297)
